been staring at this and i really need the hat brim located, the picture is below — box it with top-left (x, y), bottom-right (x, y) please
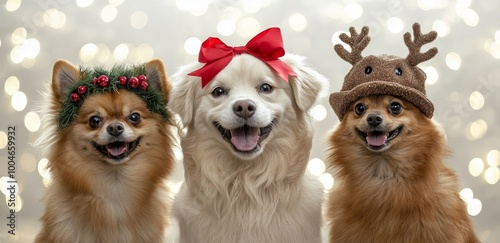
top-left (329, 81), bottom-right (434, 120)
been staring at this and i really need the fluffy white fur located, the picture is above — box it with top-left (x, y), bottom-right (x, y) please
top-left (169, 54), bottom-right (328, 243)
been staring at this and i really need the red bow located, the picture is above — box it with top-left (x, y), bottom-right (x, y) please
top-left (188, 27), bottom-right (297, 88)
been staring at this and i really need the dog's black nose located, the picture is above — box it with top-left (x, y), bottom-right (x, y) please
top-left (233, 100), bottom-right (256, 119)
top-left (106, 122), bottom-right (124, 136)
top-left (366, 114), bottom-right (383, 127)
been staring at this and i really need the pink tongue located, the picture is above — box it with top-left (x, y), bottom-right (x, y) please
top-left (366, 134), bottom-right (388, 146)
top-left (107, 144), bottom-right (127, 156)
top-left (230, 126), bottom-right (260, 151)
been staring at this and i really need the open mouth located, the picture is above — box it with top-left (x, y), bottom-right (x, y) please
top-left (213, 119), bottom-right (276, 154)
top-left (92, 138), bottom-right (141, 161)
top-left (356, 126), bottom-right (403, 151)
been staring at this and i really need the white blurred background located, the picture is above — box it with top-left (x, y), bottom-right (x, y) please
top-left (0, 0), bottom-right (499, 242)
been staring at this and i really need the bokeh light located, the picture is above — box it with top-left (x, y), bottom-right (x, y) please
top-left (109, 0), bottom-right (124, 6)
top-left (11, 91), bottom-right (27, 111)
top-left (423, 66), bottom-right (438, 85)
top-left (80, 43), bottom-right (99, 62)
top-left (43, 9), bottom-right (67, 29)
top-left (469, 91), bottom-right (485, 110)
top-left (445, 52), bottom-right (461, 70)
top-left (484, 167), bottom-right (500, 185)
top-left (101, 5), bottom-right (118, 22)
top-left (134, 44), bottom-right (154, 62)
top-left (217, 20), bottom-right (236, 36)
top-left (242, 0), bottom-right (262, 14)
top-left (236, 17), bottom-right (260, 38)
top-left (466, 119), bottom-right (487, 141)
top-left (325, 3), bottom-right (344, 19)
top-left (130, 11), bottom-right (148, 29)
top-left (5, 0), bottom-right (21, 12)
top-left (343, 2), bottom-right (363, 21)
top-left (460, 188), bottom-right (473, 203)
top-left (469, 158), bottom-right (485, 177)
top-left (184, 37), bottom-right (201, 55)
top-left (0, 132), bottom-right (6, 149)
top-left (467, 198), bottom-right (482, 216)
top-left (457, 0), bottom-right (472, 8)
top-left (114, 44), bottom-right (130, 61)
top-left (11, 27), bottom-right (27, 45)
top-left (463, 8), bottom-right (479, 27)
top-left (20, 152), bottom-right (37, 173)
top-left (310, 104), bottom-right (327, 121)
top-left (417, 0), bottom-right (436, 11)
top-left (4, 76), bottom-right (20, 95)
top-left (489, 42), bottom-right (500, 59)
top-left (76, 0), bottom-right (94, 8)
top-left (387, 17), bottom-right (404, 33)
top-left (433, 20), bottom-right (450, 37)
top-left (319, 173), bottom-right (334, 190)
top-left (24, 111), bottom-right (41, 132)
top-left (289, 13), bottom-right (307, 32)
top-left (487, 150), bottom-right (500, 167)
top-left (22, 38), bottom-right (41, 59)
top-left (307, 158), bottom-right (326, 176)
top-left (37, 158), bottom-right (51, 179)
top-left (495, 30), bottom-right (500, 43)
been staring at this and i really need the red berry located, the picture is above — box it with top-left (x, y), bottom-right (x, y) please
top-left (92, 77), bottom-right (98, 84)
top-left (97, 75), bottom-right (109, 87)
top-left (138, 75), bottom-right (147, 83)
top-left (129, 76), bottom-right (139, 88)
top-left (119, 76), bottom-right (127, 86)
top-left (71, 93), bottom-right (80, 102)
top-left (77, 85), bottom-right (86, 94)
top-left (140, 81), bottom-right (148, 90)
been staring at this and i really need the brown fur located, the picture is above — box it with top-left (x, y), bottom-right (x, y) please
top-left (325, 95), bottom-right (479, 243)
top-left (35, 60), bottom-right (175, 243)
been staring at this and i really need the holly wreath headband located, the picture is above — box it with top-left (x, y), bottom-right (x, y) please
top-left (57, 63), bottom-right (169, 130)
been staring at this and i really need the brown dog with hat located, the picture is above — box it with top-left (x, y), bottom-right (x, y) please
top-left (325, 23), bottom-right (479, 242)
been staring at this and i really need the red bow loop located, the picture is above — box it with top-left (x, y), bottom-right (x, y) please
top-left (188, 27), bottom-right (296, 88)
top-left (245, 27), bottom-right (286, 60)
top-left (197, 37), bottom-right (233, 63)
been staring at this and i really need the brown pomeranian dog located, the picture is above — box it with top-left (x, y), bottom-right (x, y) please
top-left (35, 59), bottom-right (174, 243)
top-left (326, 95), bottom-right (479, 242)
top-left (326, 23), bottom-right (478, 243)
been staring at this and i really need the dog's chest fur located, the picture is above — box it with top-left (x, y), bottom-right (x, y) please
top-left (174, 170), bottom-right (323, 243)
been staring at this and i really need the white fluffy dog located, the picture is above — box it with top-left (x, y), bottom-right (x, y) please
top-left (169, 53), bottom-right (328, 243)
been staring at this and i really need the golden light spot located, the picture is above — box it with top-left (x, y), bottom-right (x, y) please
top-left (468, 158), bottom-right (484, 177)
top-left (307, 158), bottom-right (326, 176)
top-left (484, 167), bottom-right (500, 185)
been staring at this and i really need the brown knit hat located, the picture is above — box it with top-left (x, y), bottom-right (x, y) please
top-left (330, 23), bottom-right (438, 120)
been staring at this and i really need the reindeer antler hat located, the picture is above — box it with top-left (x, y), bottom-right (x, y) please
top-left (330, 23), bottom-right (438, 120)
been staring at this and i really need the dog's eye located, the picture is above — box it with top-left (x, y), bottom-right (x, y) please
top-left (388, 102), bottom-right (402, 115)
top-left (88, 116), bottom-right (103, 129)
top-left (394, 67), bottom-right (403, 76)
top-left (129, 112), bottom-right (141, 125)
top-left (259, 83), bottom-right (273, 93)
top-left (364, 66), bottom-right (372, 74)
top-left (354, 103), bottom-right (366, 116)
top-left (211, 87), bottom-right (226, 97)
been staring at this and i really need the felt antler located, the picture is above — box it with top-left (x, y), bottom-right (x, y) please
top-left (404, 23), bottom-right (438, 66)
top-left (334, 26), bottom-right (371, 65)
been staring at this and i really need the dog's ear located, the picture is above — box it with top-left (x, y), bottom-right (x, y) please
top-left (52, 60), bottom-right (80, 106)
top-left (281, 54), bottom-right (329, 111)
top-left (145, 59), bottom-right (172, 104)
top-left (169, 64), bottom-right (200, 126)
